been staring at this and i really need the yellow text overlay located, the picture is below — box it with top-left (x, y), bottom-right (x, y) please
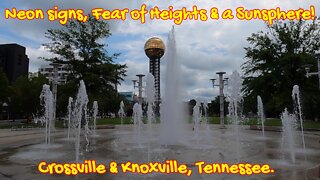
top-left (4, 5), bottom-right (316, 25)
top-left (195, 161), bottom-right (275, 175)
top-left (37, 160), bottom-right (275, 176)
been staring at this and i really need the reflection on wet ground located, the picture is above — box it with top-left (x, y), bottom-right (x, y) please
top-left (0, 125), bottom-right (319, 180)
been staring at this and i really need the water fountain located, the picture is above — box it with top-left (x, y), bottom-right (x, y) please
top-left (146, 73), bottom-right (155, 134)
top-left (201, 101), bottom-right (211, 142)
top-left (3, 27), bottom-right (320, 180)
top-left (202, 101), bottom-right (209, 128)
top-left (257, 95), bottom-right (265, 137)
top-left (84, 120), bottom-right (90, 152)
top-left (292, 85), bottom-right (306, 153)
top-left (73, 80), bottom-right (89, 162)
top-left (118, 101), bottom-right (125, 126)
top-left (92, 101), bottom-right (98, 135)
top-left (67, 97), bottom-right (73, 139)
top-left (132, 102), bottom-right (143, 146)
top-left (227, 71), bottom-right (243, 163)
top-left (160, 26), bottom-right (186, 145)
top-left (281, 108), bottom-right (297, 163)
top-left (39, 84), bottom-right (54, 145)
top-left (192, 100), bottom-right (201, 140)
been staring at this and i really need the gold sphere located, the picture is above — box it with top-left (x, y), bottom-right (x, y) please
top-left (144, 37), bottom-right (165, 59)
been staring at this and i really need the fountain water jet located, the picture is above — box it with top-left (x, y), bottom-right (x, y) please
top-left (202, 101), bottom-right (209, 128)
top-left (67, 97), bottom-right (73, 139)
top-left (84, 120), bottom-right (90, 152)
top-left (202, 101), bottom-right (211, 142)
top-left (118, 101), bottom-right (125, 126)
top-left (192, 100), bottom-right (201, 140)
top-left (292, 85), bottom-right (306, 154)
top-left (146, 73), bottom-right (155, 134)
top-left (132, 103), bottom-right (143, 146)
top-left (92, 101), bottom-right (98, 135)
top-left (39, 84), bottom-right (54, 145)
top-left (73, 80), bottom-right (89, 162)
top-left (227, 71), bottom-right (243, 163)
top-left (257, 95), bottom-right (265, 137)
top-left (281, 108), bottom-right (297, 163)
top-left (160, 26), bottom-right (186, 145)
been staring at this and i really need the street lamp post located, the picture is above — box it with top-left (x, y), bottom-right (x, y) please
top-left (211, 72), bottom-right (228, 128)
top-left (2, 102), bottom-right (8, 120)
top-left (305, 54), bottom-right (320, 90)
top-left (50, 62), bottom-right (61, 130)
top-left (136, 74), bottom-right (145, 105)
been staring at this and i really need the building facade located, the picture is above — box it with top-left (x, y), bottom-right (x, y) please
top-left (39, 64), bottom-right (71, 84)
top-left (0, 44), bottom-right (29, 82)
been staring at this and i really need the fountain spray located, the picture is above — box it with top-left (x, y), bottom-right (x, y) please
top-left (227, 71), bottom-right (243, 163)
top-left (292, 85), bottom-right (306, 156)
top-left (192, 100), bottom-right (201, 140)
top-left (118, 101), bottom-right (125, 126)
top-left (92, 101), bottom-right (98, 135)
top-left (160, 26), bottom-right (186, 145)
top-left (257, 96), bottom-right (265, 137)
top-left (39, 84), bottom-right (54, 144)
top-left (67, 97), bottom-right (73, 139)
top-left (146, 73), bottom-right (155, 134)
top-left (74, 80), bottom-right (89, 162)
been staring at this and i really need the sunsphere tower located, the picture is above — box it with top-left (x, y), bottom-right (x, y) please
top-left (144, 37), bottom-right (165, 113)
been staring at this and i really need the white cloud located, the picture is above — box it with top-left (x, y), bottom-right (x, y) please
top-left (1, 0), bottom-right (319, 100)
top-left (26, 46), bottom-right (54, 72)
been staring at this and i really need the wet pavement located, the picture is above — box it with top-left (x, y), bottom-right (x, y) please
top-left (0, 125), bottom-right (319, 180)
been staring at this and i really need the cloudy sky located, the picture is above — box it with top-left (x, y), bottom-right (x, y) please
top-left (0, 0), bottom-right (319, 101)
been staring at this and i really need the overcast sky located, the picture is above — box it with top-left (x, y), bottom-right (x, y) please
top-left (0, 0), bottom-right (319, 101)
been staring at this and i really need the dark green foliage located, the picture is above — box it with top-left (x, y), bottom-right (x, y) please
top-left (242, 20), bottom-right (320, 119)
top-left (207, 96), bottom-right (229, 116)
top-left (43, 15), bottom-right (127, 115)
top-left (9, 75), bottom-right (48, 119)
top-left (0, 68), bottom-right (10, 117)
top-left (0, 68), bottom-right (9, 103)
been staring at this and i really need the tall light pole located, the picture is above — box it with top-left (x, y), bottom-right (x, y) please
top-left (50, 62), bottom-right (61, 129)
top-left (211, 72), bottom-right (228, 128)
top-left (136, 74), bottom-right (145, 105)
top-left (305, 54), bottom-right (320, 90)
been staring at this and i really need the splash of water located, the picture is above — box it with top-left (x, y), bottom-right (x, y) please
top-left (67, 97), bottom-right (73, 139)
top-left (84, 120), bottom-right (91, 152)
top-left (281, 108), bottom-right (296, 163)
top-left (118, 101), bottom-right (125, 126)
top-left (227, 71), bottom-right (243, 163)
top-left (292, 85), bottom-right (306, 154)
top-left (132, 103), bottom-right (143, 146)
top-left (202, 101), bottom-right (211, 141)
top-left (257, 96), bottom-right (265, 137)
top-left (160, 26), bottom-right (186, 145)
top-left (73, 80), bottom-right (89, 162)
top-left (192, 100), bottom-right (201, 140)
top-left (92, 101), bottom-right (98, 135)
top-left (39, 84), bottom-right (54, 144)
top-left (146, 73), bottom-right (155, 134)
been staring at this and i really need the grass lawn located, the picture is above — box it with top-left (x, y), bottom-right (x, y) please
top-left (1, 116), bottom-right (320, 129)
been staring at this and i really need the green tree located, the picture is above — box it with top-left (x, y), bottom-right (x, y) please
top-left (43, 15), bottom-right (127, 115)
top-left (10, 75), bottom-right (48, 119)
top-left (0, 68), bottom-right (9, 103)
top-left (0, 68), bottom-right (10, 117)
top-left (242, 20), bottom-right (320, 119)
top-left (207, 96), bottom-right (229, 117)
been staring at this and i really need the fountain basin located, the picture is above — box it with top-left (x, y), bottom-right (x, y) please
top-left (0, 124), bottom-right (319, 179)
